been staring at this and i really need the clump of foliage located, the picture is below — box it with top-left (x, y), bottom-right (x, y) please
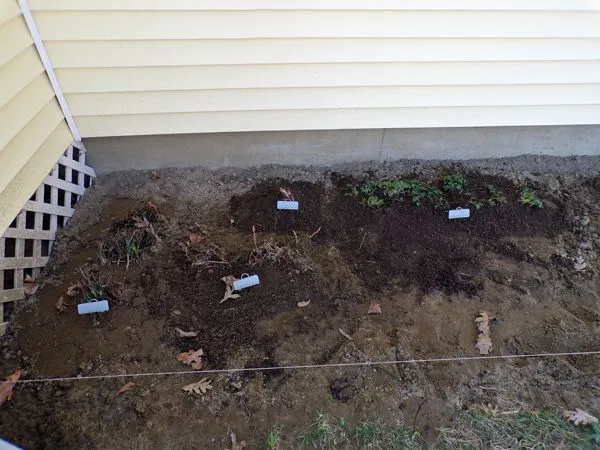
top-left (485, 184), bottom-right (507, 206)
top-left (518, 183), bottom-right (544, 208)
top-left (351, 178), bottom-right (447, 209)
top-left (442, 173), bottom-right (468, 193)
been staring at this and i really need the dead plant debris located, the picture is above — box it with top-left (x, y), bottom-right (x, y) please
top-left (339, 328), bottom-right (353, 341)
top-left (563, 409), bottom-right (599, 426)
top-left (230, 431), bottom-right (246, 450)
top-left (182, 378), bottom-right (212, 395)
top-left (279, 187), bottom-right (295, 201)
top-left (220, 275), bottom-right (241, 303)
top-left (177, 349), bottom-right (204, 370)
top-left (175, 327), bottom-right (199, 338)
top-left (475, 311), bottom-right (494, 355)
top-left (0, 370), bottom-right (23, 407)
top-left (55, 296), bottom-right (68, 313)
top-left (66, 284), bottom-right (80, 297)
top-left (117, 382), bottom-right (136, 395)
top-left (368, 300), bottom-right (382, 315)
top-left (297, 300), bottom-right (311, 308)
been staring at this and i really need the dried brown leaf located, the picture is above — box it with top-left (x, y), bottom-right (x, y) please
top-left (297, 300), bottom-right (311, 308)
top-left (149, 171), bottom-right (161, 180)
top-left (475, 311), bottom-right (493, 355)
top-left (573, 255), bottom-right (587, 272)
top-left (563, 409), bottom-right (599, 426)
top-left (66, 284), bottom-right (80, 297)
top-left (220, 276), bottom-right (240, 303)
top-left (279, 187), bottom-right (294, 201)
top-left (188, 233), bottom-right (204, 246)
top-left (117, 382), bottom-right (136, 395)
top-left (368, 300), bottom-right (382, 315)
top-left (174, 327), bottom-right (198, 338)
top-left (0, 370), bottom-right (23, 407)
top-left (56, 296), bottom-right (68, 313)
top-left (338, 328), bottom-right (353, 341)
top-left (177, 349), bottom-right (204, 370)
top-left (182, 378), bottom-right (212, 395)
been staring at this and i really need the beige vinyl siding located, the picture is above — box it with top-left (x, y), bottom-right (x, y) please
top-left (30, 1), bottom-right (600, 137)
top-left (0, 0), bottom-right (72, 234)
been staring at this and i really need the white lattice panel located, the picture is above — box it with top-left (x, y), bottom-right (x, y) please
top-left (0, 143), bottom-right (95, 335)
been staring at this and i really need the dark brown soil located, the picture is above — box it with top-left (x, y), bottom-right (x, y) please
top-left (1, 165), bottom-right (599, 449)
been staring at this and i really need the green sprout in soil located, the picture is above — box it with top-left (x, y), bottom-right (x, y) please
top-left (485, 184), bottom-right (507, 206)
top-left (351, 178), bottom-right (448, 209)
top-left (79, 266), bottom-right (113, 302)
top-left (442, 173), bottom-right (468, 193)
top-left (264, 424), bottom-right (283, 450)
top-left (518, 183), bottom-right (544, 208)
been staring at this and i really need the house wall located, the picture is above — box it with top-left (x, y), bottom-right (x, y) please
top-left (28, 1), bottom-right (600, 139)
top-left (0, 0), bottom-right (72, 234)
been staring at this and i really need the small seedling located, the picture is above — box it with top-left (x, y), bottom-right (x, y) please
top-left (518, 183), bottom-right (544, 208)
top-left (442, 173), bottom-right (468, 193)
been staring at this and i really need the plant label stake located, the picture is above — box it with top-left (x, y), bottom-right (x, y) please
top-left (77, 299), bottom-right (110, 315)
top-left (448, 208), bottom-right (470, 220)
top-left (233, 274), bottom-right (260, 291)
top-left (277, 200), bottom-right (299, 210)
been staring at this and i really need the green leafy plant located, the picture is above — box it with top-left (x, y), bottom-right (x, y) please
top-left (485, 184), bottom-right (507, 206)
top-left (264, 424), bottom-right (283, 450)
top-left (442, 173), bottom-right (468, 193)
top-left (351, 178), bottom-right (448, 209)
top-left (519, 183), bottom-right (544, 208)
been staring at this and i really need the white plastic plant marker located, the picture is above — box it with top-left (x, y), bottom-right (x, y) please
top-left (77, 300), bottom-right (110, 315)
top-left (448, 208), bottom-right (471, 219)
top-left (233, 274), bottom-right (260, 291)
top-left (277, 200), bottom-right (299, 210)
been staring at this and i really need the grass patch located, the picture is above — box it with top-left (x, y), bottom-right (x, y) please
top-left (518, 183), bottom-right (544, 209)
top-left (350, 179), bottom-right (448, 209)
top-left (78, 266), bottom-right (113, 302)
top-left (436, 407), bottom-right (599, 449)
top-left (297, 413), bottom-right (422, 449)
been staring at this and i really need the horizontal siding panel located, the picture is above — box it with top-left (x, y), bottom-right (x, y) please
top-left (77, 105), bottom-right (600, 137)
top-left (34, 11), bottom-right (600, 40)
top-left (0, 46), bottom-right (45, 107)
top-left (57, 62), bottom-right (600, 94)
top-left (46, 39), bottom-right (600, 69)
top-left (0, 122), bottom-right (71, 234)
top-left (0, 16), bottom-right (33, 67)
top-left (0, 0), bottom-right (21, 26)
top-left (0, 74), bottom-right (56, 151)
top-left (0, 100), bottom-right (64, 194)
top-left (28, 0), bottom-right (600, 11)
top-left (68, 85), bottom-right (600, 116)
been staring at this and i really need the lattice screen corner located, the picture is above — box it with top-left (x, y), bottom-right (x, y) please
top-left (0, 143), bottom-right (96, 336)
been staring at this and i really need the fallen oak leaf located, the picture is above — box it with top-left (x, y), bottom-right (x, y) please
top-left (0, 370), bottom-right (23, 407)
top-left (297, 300), bottom-right (311, 308)
top-left (177, 349), bottom-right (204, 370)
top-left (117, 382), bottom-right (136, 395)
top-left (475, 311), bottom-right (493, 355)
top-left (56, 296), bottom-right (68, 313)
top-left (573, 255), bottom-right (587, 272)
top-left (563, 409), bottom-right (599, 426)
top-left (368, 300), bottom-right (382, 315)
top-left (175, 327), bottom-right (198, 338)
top-left (182, 378), bottom-right (212, 395)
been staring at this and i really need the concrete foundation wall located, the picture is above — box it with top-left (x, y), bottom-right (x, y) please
top-left (85, 125), bottom-right (600, 174)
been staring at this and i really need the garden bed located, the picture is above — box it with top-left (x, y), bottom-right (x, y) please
top-left (1, 159), bottom-right (599, 449)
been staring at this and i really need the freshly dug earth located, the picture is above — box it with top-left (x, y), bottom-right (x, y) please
top-left (1, 159), bottom-right (600, 449)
